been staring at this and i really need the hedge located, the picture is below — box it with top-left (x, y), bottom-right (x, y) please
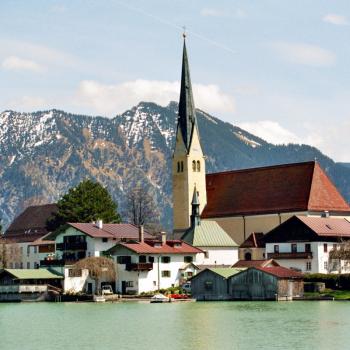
top-left (303, 274), bottom-right (350, 290)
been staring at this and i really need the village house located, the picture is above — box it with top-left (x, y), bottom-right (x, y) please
top-left (229, 266), bottom-right (304, 300)
top-left (264, 215), bottom-right (350, 274)
top-left (107, 232), bottom-right (203, 294)
top-left (43, 221), bottom-right (153, 266)
top-left (238, 232), bottom-right (265, 261)
top-left (181, 188), bottom-right (239, 266)
top-left (2, 204), bottom-right (58, 269)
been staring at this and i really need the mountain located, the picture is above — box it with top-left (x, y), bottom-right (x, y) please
top-left (1, 102), bottom-right (350, 230)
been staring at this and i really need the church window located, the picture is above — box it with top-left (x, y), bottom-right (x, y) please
top-left (177, 162), bottom-right (180, 173)
top-left (197, 161), bottom-right (200, 172)
top-left (180, 161), bottom-right (184, 172)
top-left (192, 160), bottom-right (196, 171)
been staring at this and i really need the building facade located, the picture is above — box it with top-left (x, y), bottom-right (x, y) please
top-left (264, 216), bottom-right (350, 274)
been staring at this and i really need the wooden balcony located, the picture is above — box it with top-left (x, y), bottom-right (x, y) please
top-left (267, 252), bottom-right (313, 259)
top-left (56, 242), bottom-right (87, 251)
top-left (40, 259), bottom-right (79, 266)
top-left (0, 284), bottom-right (48, 293)
top-left (125, 263), bottom-right (153, 271)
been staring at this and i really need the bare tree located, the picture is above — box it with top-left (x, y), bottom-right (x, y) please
top-left (0, 238), bottom-right (21, 269)
top-left (73, 256), bottom-right (116, 295)
top-left (329, 240), bottom-right (350, 273)
top-left (125, 186), bottom-right (160, 228)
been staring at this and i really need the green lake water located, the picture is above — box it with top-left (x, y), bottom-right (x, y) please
top-left (1, 301), bottom-right (350, 350)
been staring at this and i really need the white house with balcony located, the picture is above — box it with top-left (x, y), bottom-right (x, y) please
top-left (264, 216), bottom-right (350, 274)
top-left (107, 232), bottom-right (203, 294)
top-left (43, 221), bottom-right (153, 267)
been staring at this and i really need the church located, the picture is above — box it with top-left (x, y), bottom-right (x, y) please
top-left (172, 37), bottom-right (350, 246)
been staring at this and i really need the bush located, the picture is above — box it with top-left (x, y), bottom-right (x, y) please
top-left (303, 273), bottom-right (350, 290)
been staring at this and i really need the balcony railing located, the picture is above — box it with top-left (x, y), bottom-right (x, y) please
top-left (40, 259), bottom-right (79, 266)
top-left (0, 285), bottom-right (48, 293)
top-left (267, 252), bottom-right (313, 259)
top-left (125, 263), bottom-right (153, 271)
top-left (56, 242), bottom-right (87, 251)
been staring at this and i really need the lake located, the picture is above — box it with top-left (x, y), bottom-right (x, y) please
top-left (1, 301), bottom-right (349, 350)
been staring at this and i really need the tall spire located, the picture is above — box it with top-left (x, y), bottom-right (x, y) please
top-left (178, 35), bottom-right (197, 152)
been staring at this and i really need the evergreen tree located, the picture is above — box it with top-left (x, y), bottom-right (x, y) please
top-left (47, 179), bottom-right (121, 230)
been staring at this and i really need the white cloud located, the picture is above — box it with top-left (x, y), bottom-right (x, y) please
top-left (237, 120), bottom-right (301, 145)
top-left (200, 8), bottom-right (246, 18)
top-left (2, 56), bottom-right (45, 73)
top-left (7, 96), bottom-right (47, 111)
top-left (323, 14), bottom-right (348, 26)
top-left (270, 41), bottom-right (336, 67)
top-left (76, 79), bottom-right (235, 116)
top-left (0, 39), bottom-right (78, 69)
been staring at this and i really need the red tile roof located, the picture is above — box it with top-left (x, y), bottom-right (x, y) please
top-left (202, 161), bottom-right (350, 218)
top-left (297, 216), bottom-right (350, 237)
top-left (232, 259), bottom-right (279, 268)
top-left (255, 266), bottom-right (303, 278)
top-left (240, 232), bottom-right (265, 248)
top-left (4, 204), bottom-right (58, 242)
top-left (67, 223), bottom-right (153, 240)
top-left (116, 240), bottom-right (203, 254)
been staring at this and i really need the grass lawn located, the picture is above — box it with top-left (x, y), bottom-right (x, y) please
top-left (304, 289), bottom-right (350, 300)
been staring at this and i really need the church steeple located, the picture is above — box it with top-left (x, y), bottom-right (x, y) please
top-left (172, 35), bottom-right (207, 233)
top-left (178, 36), bottom-right (197, 152)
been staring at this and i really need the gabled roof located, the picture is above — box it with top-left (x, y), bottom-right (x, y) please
top-left (232, 259), bottom-right (279, 268)
top-left (240, 232), bottom-right (265, 248)
top-left (254, 266), bottom-right (303, 279)
top-left (1, 269), bottom-right (63, 280)
top-left (108, 240), bottom-right (203, 255)
top-left (202, 161), bottom-right (350, 218)
top-left (191, 267), bottom-right (245, 280)
top-left (61, 223), bottom-right (153, 240)
top-left (297, 216), bottom-right (350, 236)
top-left (264, 215), bottom-right (350, 243)
top-left (181, 220), bottom-right (238, 247)
top-left (4, 204), bottom-right (58, 242)
top-left (208, 267), bottom-right (246, 279)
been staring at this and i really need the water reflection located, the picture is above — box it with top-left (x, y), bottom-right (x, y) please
top-left (1, 301), bottom-right (350, 350)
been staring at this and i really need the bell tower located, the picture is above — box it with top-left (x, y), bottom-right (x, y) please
top-left (172, 34), bottom-right (207, 232)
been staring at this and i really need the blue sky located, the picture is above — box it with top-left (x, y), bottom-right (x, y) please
top-left (1, 0), bottom-right (350, 161)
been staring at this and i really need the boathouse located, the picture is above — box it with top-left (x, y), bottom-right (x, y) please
top-left (229, 266), bottom-right (303, 300)
top-left (191, 267), bottom-right (244, 301)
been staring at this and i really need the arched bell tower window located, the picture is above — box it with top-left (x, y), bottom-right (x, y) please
top-left (177, 162), bottom-right (180, 173)
top-left (192, 160), bottom-right (196, 172)
top-left (197, 161), bottom-right (200, 172)
top-left (180, 161), bottom-right (184, 172)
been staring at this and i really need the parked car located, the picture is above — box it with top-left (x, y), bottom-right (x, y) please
top-left (181, 282), bottom-right (191, 293)
top-left (101, 285), bottom-right (113, 295)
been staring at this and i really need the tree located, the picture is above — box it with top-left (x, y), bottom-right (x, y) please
top-left (47, 179), bottom-right (121, 231)
top-left (73, 256), bottom-right (116, 295)
top-left (0, 238), bottom-right (21, 269)
top-left (125, 186), bottom-right (160, 228)
top-left (0, 218), bottom-right (2, 234)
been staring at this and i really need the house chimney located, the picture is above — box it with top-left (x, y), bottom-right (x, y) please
top-left (161, 231), bottom-right (167, 246)
top-left (322, 211), bottom-right (330, 218)
top-left (96, 219), bottom-right (103, 229)
top-left (139, 225), bottom-right (144, 243)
